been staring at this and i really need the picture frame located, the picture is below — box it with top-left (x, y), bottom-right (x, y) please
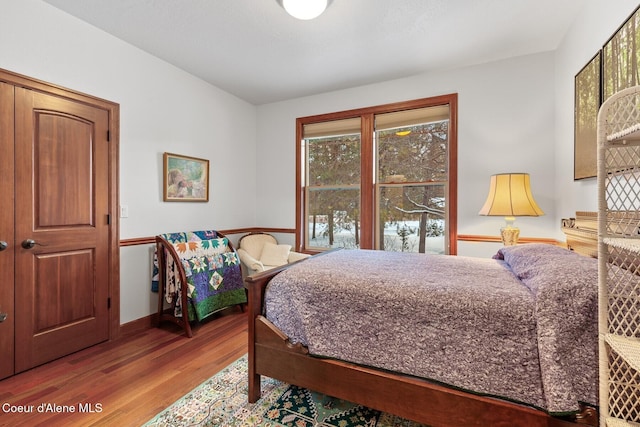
top-left (163, 152), bottom-right (209, 202)
top-left (602, 5), bottom-right (640, 100)
top-left (574, 51), bottom-right (601, 180)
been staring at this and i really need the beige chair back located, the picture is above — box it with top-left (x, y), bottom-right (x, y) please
top-left (238, 232), bottom-right (278, 260)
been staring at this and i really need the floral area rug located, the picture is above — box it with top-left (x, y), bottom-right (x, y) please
top-left (143, 354), bottom-right (430, 427)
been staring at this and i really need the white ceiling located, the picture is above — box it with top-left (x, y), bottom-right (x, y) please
top-left (42, 0), bottom-right (584, 105)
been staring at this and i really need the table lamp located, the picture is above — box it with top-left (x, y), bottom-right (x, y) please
top-left (478, 173), bottom-right (544, 246)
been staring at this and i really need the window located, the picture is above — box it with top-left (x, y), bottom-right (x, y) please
top-left (296, 94), bottom-right (457, 255)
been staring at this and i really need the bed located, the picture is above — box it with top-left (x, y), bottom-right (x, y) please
top-left (246, 243), bottom-right (600, 427)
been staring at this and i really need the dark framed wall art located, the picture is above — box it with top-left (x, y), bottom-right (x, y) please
top-left (574, 4), bottom-right (640, 180)
top-left (602, 6), bottom-right (640, 100)
top-left (163, 152), bottom-right (210, 202)
top-left (574, 52), bottom-right (601, 180)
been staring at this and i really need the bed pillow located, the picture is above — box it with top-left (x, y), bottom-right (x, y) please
top-left (493, 243), bottom-right (576, 265)
top-left (260, 242), bottom-right (291, 267)
top-left (495, 243), bottom-right (597, 295)
top-left (172, 237), bottom-right (228, 260)
top-left (494, 243), bottom-right (580, 279)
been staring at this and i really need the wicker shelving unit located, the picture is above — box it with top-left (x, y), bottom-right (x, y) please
top-left (597, 85), bottom-right (640, 427)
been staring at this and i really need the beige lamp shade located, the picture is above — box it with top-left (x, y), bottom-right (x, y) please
top-left (479, 173), bottom-right (543, 246)
top-left (478, 173), bottom-right (544, 217)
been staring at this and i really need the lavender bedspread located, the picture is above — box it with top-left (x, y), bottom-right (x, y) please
top-left (263, 244), bottom-right (598, 414)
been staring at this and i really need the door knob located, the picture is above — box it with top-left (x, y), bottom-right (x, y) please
top-left (21, 239), bottom-right (36, 249)
top-left (0, 313), bottom-right (6, 323)
top-left (0, 241), bottom-right (6, 251)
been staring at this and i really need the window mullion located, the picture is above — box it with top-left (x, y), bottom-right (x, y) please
top-left (360, 113), bottom-right (374, 249)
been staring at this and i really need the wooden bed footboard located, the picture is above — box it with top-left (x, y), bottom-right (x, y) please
top-left (244, 259), bottom-right (599, 427)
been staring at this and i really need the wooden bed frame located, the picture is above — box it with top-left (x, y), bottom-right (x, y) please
top-left (246, 246), bottom-right (599, 427)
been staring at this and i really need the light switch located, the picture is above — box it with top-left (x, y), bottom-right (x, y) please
top-left (120, 205), bottom-right (129, 218)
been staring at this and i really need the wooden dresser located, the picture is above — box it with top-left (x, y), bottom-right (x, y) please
top-left (561, 211), bottom-right (598, 258)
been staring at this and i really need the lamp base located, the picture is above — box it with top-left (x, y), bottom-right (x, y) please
top-left (500, 226), bottom-right (520, 246)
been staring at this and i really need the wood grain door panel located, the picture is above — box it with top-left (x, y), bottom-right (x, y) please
top-left (14, 87), bottom-right (110, 372)
top-left (36, 113), bottom-right (94, 227)
top-left (34, 250), bottom-right (94, 332)
top-left (0, 82), bottom-right (15, 379)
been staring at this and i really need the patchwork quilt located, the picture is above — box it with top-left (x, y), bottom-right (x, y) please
top-left (152, 230), bottom-right (246, 321)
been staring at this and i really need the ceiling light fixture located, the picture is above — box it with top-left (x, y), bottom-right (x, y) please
top-left (279, 0), bottom-right (331, 20)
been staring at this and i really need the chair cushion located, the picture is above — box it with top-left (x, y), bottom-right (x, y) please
top-left (260, 242), bottom-right (291, 267)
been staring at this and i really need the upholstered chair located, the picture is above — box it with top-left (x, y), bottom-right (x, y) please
top-left (237, 232), bottom-right (310, 276)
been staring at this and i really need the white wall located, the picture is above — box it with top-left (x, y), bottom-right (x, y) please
top-left (0, 0), bottom-right (257, 323)
top-left (257, 0), bottom-right (640, 258)
top-left (554, 0), bottom-right (639, 239)
top-left (2, 0), bottom-right (638, 324)
top-left (257, 52), bottom-right (558, 258)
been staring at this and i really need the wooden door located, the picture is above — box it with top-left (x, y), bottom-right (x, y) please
top-left (13, 87), bottom-right (111, 372)
top-left (0, 82), bottom-right (15, 379)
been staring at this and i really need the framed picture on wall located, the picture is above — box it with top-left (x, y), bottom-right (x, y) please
top-left (602, 5), bottom-right (640, 100)
top-left (163, 152), bottom-right (209, 202)
top-left (574, 51), bottom-right (601, 180)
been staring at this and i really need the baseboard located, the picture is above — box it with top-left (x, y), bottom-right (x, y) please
top-left (120, 313), bottom-right (157, 337)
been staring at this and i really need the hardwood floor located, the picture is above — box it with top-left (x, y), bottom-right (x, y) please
top-left (0, 308), bottom-right (247, 427)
